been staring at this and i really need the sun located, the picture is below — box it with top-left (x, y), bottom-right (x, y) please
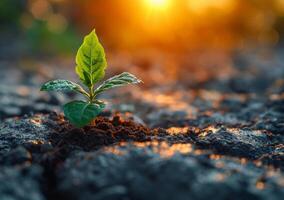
top-left (147, 0), bottom-right (169, 8)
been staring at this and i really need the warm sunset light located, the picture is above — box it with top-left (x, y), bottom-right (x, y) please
top-left (147, 0), bottom-right (169, 8)
top-left (0, 1), bottom-right (284, 199)
top-left (187, 0), bottom-right (235, 14)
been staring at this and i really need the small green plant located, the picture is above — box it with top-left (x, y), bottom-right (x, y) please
top-left (41, 30), bottom-right (142, 127)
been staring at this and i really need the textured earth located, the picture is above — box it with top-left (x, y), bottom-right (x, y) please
top-left (0, 50), bottom-right (283, 200)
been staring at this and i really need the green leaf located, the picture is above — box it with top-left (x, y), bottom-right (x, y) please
top-left (63, 100), bottom-right (105, 127)
top-left (94, 72), bottom-right (142, 96)
top-left (75, 29), bottom-right (107, 87)
top-left (40, 79), bottom-right (89, 97)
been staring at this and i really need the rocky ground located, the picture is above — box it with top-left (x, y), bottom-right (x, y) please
top-left (0, 50), bottom-right (283, 200)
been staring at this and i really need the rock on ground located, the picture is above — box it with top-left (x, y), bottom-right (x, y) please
top-left (57, 144), bottom-right (284, 200)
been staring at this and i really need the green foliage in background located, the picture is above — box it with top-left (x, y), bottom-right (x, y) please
top-left (0, 0), bottom-right (80, 54)
top-left (0, 0), bottom-right (24, 26)
top-left (41, 30), bottom-right (142, 127)
top-left (25, 20), bottom-right (81, 54)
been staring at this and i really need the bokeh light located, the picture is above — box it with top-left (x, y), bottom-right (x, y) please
top-left (1, 0), bottom-right (284, 55)
top-left (146, 0), bottom-right (169, 9)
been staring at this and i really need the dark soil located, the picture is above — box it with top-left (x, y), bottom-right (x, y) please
top-left (0, 113), bottom-right (283, 200)
top-left (0, 50), bottom-right (284, 200)
top-left (49, 115), bottom-right (152, 151)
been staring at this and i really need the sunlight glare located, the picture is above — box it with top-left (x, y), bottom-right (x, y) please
top-left (147, 0), bottom-right (169, 9)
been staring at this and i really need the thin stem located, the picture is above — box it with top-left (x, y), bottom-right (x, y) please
top-left (79, 90), bottom-right (90, 99)
top-left (89, 85), bottom-right (95, 103)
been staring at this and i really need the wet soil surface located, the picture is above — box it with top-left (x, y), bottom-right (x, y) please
top-left (0, 50), bottom-right (284, 200)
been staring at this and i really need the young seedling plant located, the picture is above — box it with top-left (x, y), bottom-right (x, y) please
top-left (41, 30), bottom-right (142, 127)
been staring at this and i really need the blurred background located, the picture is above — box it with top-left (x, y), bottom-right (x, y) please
top-left (0, 0), bottom-right (284, 127)
top-left (0, 0), bottom-right (284, 86)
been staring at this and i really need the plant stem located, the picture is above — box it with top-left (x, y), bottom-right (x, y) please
top-left (89, 85), bottom-right (95, 103)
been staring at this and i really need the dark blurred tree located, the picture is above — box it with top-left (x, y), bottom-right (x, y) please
top-left (0, 0), bottom-right (26, 28)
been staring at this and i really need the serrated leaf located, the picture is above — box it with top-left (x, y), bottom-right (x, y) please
top-left (63, 100), bottom-right (105, 127)
top-left (40, 79), bottom-right (89, 97)
top-left (94, 72), bottom-right (142, 96)
top-left (75, 30), bottom-right (107, 87)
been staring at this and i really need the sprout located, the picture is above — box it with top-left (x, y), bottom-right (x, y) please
top-left (41, 29), bottom-right (142, 127)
